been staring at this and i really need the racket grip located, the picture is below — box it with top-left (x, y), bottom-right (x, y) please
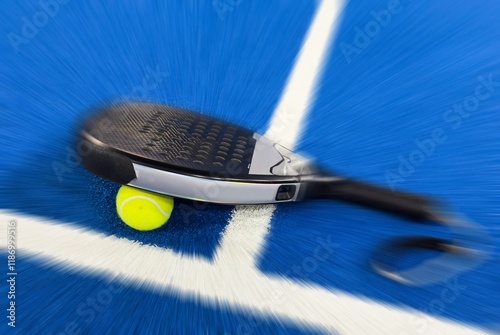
top-left (304, 179), bottom-right (438, 222)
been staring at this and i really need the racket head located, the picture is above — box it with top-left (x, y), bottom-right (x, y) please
top-left (81, 103), bottom-right (257, 177)
top-left (79, 102), bottom-right (318, 203)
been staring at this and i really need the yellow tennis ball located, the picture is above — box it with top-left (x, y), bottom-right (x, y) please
top-left (116, 185), bottom-right (174, 231)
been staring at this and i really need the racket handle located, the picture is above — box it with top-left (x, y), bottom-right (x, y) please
top-left (304, 178), bottom-right (439, 222)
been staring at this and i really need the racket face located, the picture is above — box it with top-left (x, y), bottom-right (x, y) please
top-left (80, 102), bottom-right (317, 204)
top-left (82, 103), bottom-right (257, 177)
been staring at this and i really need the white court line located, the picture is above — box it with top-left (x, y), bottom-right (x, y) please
top-left (0, 211), bottom-right (488, 334)
top-left (0, 1), bottom-right (490, 334)
top-left (264, 0), bottom-right (343, 150)
top-left (215, 0), bottom-right (344, 269)
top-left (214, 205), bottom-right (275, 269)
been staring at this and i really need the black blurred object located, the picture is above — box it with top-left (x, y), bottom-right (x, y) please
top-left (79, 102), bottom-right (476, 285)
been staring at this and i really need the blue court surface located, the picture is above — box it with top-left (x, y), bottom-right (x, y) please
top-left (1, 1), bottom-right (500, 334)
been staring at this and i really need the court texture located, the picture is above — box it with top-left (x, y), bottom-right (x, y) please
top-left (0, 0), bottom-right (499, 334)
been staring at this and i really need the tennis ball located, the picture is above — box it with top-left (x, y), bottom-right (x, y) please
top-left (116, 185), bottom-right (174, 231)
